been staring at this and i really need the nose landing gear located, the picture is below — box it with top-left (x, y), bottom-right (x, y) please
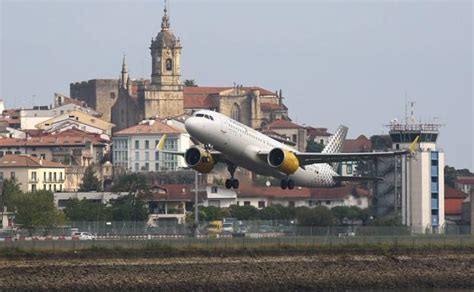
top-left (225, 163), bottom-right (239, 189)
top-left (280, 178), bottom-right (295, 190)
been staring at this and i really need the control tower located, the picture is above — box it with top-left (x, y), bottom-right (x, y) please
top-left (388, 103), bottom-right (444, 234)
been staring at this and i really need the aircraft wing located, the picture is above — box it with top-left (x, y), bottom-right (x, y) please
top-left (294, 150), bottom-right (408, 166)
top-left (159, 149), bottom-right (230, 164)
top-left (257, 136), bottom-right (418, 166)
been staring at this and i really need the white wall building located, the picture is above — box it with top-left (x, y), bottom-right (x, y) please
top-left (235, 184), bottom-right (369, 210)
top-left (113, 119), bottom-right (192, 172)
top-left (203, 186), bottom-right (237, 208)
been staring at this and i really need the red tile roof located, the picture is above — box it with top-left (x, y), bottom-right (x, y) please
top-left (114, 120), bottom-right (182, 135)
top-left (307, 127), bottom-right (332, 137)
top-left (455, 176), bottom-right (474, 185)
top-left (445, 186), bottom-right (469, 199)
top-left (445, 199), bottom-right (464, 216)
top-left (342, 135), bottom-right (372, 153)
top-left (266, 119), bottom-right (303, 129)
top-left (0, 129), bottom-right (107, 147)
top-left (0, 154), bottom-right (65, 168)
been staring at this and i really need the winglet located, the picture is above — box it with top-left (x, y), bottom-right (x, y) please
top-left (408, 136), bottom-right (419, 153)
top-left (156, 134), bottom-right (167, 150)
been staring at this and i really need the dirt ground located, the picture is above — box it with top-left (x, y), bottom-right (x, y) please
top-left (0, 252), bottom-right (473, 291)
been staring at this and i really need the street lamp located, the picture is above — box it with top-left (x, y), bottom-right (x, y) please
top-left (195, 170), bottom-right (199, 226)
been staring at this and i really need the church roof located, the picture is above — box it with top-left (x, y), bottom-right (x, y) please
top-left (266, 119), bottom-right (303, 129)
top-left (152, 6), bottom-right (179, 48)
top-left (183, 86), bottom-right (277, 109)
top-left (261, 102), bottom-right (287, 111)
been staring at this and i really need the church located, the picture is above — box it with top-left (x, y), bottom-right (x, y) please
top-left (70, 6), bottom-right (289, 132)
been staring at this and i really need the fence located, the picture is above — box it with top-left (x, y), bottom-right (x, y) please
top-left (0, 234), bottom-right (473, 253)
top-left (2, 221), bottom-right (472, 238)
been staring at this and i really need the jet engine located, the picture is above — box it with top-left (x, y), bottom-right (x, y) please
top-left (267, 148), bottom-right (300, 175)
top-left (184, 146), bottom-right (216, 173)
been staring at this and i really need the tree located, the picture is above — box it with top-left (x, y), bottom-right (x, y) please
top-left (228, 205), bottom-right (259, 220)
top-left (259, 204), bottom-right (295, 220)
top-left (370, 135), bottom-right (392, 150)
top-left (14, 190), bottom-right (65, 230)
top-left (330, 206), bottom-right (365, 225)
top-left (64, 198), bottom-right (111, 222)
top-left (112, 173), bottom-right (150, 197)
top-left (1, 178), bottom-right (23, 210)
top-left (444, 165), bottom-right (473, 187)
top-left (184, 79), bottom-right (197, 87)
top-left (295, 206), bottom-right (334, 226)
top-left (79, 166), bottom-right (102, 191)
top-left (306, 140), bottom-right (324, 153)
top-left (109, 194), bottom-right (149, 221)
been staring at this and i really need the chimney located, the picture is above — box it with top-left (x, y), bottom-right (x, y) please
top-left (39, 156), bottom-right (43, 165)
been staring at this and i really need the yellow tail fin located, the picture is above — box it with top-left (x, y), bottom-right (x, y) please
top-left (408, 136), bottom-right (419, 153)
top-left (156, 134), bottom-right (167, 150)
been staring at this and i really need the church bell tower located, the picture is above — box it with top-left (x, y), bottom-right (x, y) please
top-left (139, 4), bottom-right (184, 119)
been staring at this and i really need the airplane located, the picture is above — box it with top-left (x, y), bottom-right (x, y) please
top-left (158, 110), bottom-right (418, 190)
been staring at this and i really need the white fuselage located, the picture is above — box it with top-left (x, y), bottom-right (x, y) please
top-left (185, 110), bottom-right (338, 188)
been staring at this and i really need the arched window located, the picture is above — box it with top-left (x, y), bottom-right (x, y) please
top-left (166, 58), bottom-right (172, 71)
top-left (231, 103), bottom-right (241, 122)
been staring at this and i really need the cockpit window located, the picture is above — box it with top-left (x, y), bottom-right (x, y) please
top-left (195, 113), bottom-right (214, 121)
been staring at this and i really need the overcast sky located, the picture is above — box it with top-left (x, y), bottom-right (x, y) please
top-left (1, 0), bottom-right (472, 170)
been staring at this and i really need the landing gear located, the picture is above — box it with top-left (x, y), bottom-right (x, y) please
top-left (225, 163), bottom-right (239, 189)
top-left (280, 178), bottom-right (295, 190)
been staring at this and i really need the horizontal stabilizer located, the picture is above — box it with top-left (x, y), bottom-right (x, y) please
top-left (333, 176), bottom-right (384, 182)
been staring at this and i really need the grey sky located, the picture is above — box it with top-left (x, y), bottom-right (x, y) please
top-left (1, 0), bottom-right (472, 170)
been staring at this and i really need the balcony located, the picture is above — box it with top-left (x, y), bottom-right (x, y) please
top-left (28, 178), bottom-right (39, 183)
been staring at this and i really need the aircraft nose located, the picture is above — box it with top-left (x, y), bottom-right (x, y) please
top-left (185, 117), bottom-right (201, 136)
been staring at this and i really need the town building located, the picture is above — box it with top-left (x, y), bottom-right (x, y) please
top-left (70, 6), bottom-right (289, 132)
top-left (455, 176), bottom-right (474, 195)
top-left (0, 154), bottom-right (66, 193)
top-left (235, 183), bottom-right (369, 209)
top-left (264, 119), bottom-right (307, 152)
top-left (204, 186), bottom-right (237, 208)
top-left (444, 186), bottom-right (469, 223)
top-left (35, 110), bottom-right (115, 137)
top-left (340, 135), bottom-right (372, 176)
top-left (307, 127), bottom-right (332, 146)
top-left (112, 119), bottom-right (191, 172)
top-left (54, 191), bottom-right (126, 209)
top-left (0, 128), bottom-right (109, 166)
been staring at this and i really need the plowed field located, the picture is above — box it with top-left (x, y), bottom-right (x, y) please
top-left (1, 253), bottom-right (473, 290)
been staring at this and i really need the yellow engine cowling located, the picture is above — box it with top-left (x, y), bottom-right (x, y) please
top-left (184, 147), bottom-right (216, 173)
top-left (267, 148), bottom-right (300, 175)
